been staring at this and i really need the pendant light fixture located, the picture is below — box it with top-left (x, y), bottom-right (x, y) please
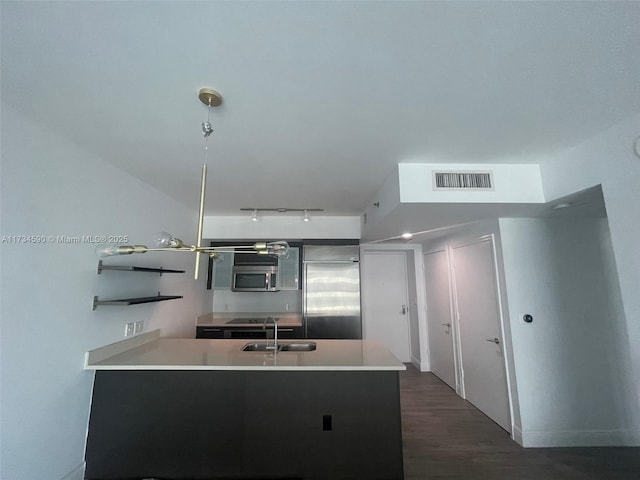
top-left (95, 88), bottom-right (290, 279)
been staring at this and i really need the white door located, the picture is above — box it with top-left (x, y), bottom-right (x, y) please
top-left (424, 249), bottom-right (456, 390)
top-left (361, 252), bottom-right (411, 362)
top-left (452, 238), bottom-right (511, 432)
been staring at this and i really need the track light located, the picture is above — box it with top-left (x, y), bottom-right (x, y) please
top-left (241, 207), bottom-right (323, 222)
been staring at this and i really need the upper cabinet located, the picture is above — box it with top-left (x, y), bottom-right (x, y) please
top-left (277, 247), bottom-right (300, 290)
top-left (212, 249), bottom-right (299, 291)
top-left (213, 252), bottom-right (234, 290)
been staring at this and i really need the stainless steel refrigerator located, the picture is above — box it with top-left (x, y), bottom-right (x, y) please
top-left (303, 245), bottom-right (361, 339)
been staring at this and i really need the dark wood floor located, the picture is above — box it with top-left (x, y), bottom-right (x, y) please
top-left (400, 364), bottom-right (640, 480)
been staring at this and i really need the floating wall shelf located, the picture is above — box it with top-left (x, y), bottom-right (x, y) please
top-left (93, 261), bottom-right (184, 311)
top-left (93, 293), bottom-right (183, 311)
top-left (97, 260), bottom-right (185, 275)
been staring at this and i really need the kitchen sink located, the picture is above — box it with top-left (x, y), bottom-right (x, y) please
top-left (241, 342), bottom-right (275, 351)
top-left (241, 342), bottom-right (317, 352)
top-left (279, 342), bottom-right (317, 352)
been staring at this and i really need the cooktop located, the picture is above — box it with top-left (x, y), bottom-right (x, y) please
top-left (225, 318), bottom-right (277, 324)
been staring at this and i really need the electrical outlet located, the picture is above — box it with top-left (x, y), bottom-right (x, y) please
top-left (125, 322), bottom-right (135, 337)
top-left (134, 321), bottom-right (144, 334)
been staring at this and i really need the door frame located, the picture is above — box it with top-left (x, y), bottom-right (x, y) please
top-left (449, 233), bottom-right (515, 432)
top-left (360, 244), bottom-right (429, 371)
top-left (423, 246), bottom-right (460, 392)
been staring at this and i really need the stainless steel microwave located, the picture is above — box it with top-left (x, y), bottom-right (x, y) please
top-left (232, 265), bottom-right (278, 292)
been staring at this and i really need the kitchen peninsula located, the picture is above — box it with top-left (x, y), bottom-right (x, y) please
top-left (84, 330), bottom-right (405, 480)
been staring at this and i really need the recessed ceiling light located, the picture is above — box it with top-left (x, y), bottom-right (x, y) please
top-left (401, 233), bottom-right (413, 239)
top-left (552, 202), bottom-right (573, 210)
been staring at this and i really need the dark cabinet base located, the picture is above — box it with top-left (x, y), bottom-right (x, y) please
top-left (196, 326), bottom-right (304, 339)
top-left (85, 370), bottom-right (404, 479)
top-left (195, 326), bottom-right (224, 338)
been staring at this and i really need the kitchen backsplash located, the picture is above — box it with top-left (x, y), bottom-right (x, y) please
top-left (212, 290), bottom-right (302, 313)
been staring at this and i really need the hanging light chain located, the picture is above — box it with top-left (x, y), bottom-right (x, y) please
top-left (201, 103), bottom-right (213, 162)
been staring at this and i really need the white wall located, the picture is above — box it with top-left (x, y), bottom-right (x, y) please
top-left (361, 167), bottom-right (401, 232)
top-left (499, 217), bottom-right (633, 446)
top-left (539, 113), bottom-right (640, 438)
top-left (203, 215), bottom-right (361, 239)
top-left (0, 107), bottom-right (212, 479)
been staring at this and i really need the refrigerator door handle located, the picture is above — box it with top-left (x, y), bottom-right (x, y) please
top-left (303, 264), bottom-right (308, 338)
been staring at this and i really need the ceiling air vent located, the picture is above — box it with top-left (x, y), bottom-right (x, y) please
top-left (433, 171), bottom-right (494, 191)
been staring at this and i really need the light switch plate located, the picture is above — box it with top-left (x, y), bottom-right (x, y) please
top-left (134, 321), bottom-right (144, 334)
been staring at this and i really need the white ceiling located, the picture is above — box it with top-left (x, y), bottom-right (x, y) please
top-left (2, 1), bottom-right (639, 231)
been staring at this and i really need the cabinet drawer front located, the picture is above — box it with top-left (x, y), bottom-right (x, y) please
top-left (196, 327), bottom-right (223, 339)
top-left (278, 327), bottom-right (303, 339)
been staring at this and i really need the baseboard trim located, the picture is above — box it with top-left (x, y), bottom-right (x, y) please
top-left (61, 462), bottom-right (85, 480)
top-left (520, 429), bottom-right (640, 447)
top-left (410, 355), bottom-right (429, 372)
top-left (512, 425), bottom-right (524, 446)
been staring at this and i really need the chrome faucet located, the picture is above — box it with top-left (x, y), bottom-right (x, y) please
top-left (263, 316), bottom-right (279, 351)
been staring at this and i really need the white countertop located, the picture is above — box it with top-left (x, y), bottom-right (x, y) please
top-left (197, 312), bottom-right (302, 327)
top-left (85, 330), bottom-right (405, 371)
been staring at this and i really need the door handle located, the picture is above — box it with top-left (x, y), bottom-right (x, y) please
top-left (486, 337), bottom-right (500, 345)
top-left (401, 305), bottom-right (407, 315)
top-left (441, 323), bottom-right (451, 327)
